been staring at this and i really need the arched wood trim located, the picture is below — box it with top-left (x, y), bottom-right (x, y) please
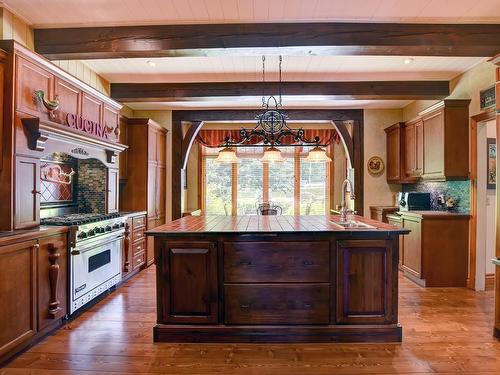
top-left (172, 109), bottom-right (363, 219)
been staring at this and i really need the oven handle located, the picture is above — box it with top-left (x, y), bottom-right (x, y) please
top-left (71, 233), bottom-right (124, 255)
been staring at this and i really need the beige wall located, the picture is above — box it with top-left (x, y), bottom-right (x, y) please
top-left (131, 110), bottom-right (173, 221)
top-left (363, 109), bottom-right (403, 216)
top-left (0, 8), bottom-right (33, 49)
top-left (52, 60), bottom-right (111, 96)
top-left (186, 143), bottom-right (200, 211)
top-left (403, 60), bottom-right (496, 121)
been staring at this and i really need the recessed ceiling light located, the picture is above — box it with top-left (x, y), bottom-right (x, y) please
top-left (403, 57), bottom-right (414, 65)
top-left (147, 60), bottom-right (156, 67)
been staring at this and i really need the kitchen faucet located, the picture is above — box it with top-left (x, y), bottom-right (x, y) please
top-left (340, 178), bottom-right (355, 223)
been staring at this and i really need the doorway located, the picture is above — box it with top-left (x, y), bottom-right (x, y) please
top-left (470, 110), bottom-right (497, 291)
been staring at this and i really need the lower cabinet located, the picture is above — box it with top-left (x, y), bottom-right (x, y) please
top-left (159, 241), bottom-right (218, 324)
top-left (336, 239), bottom-right (396, 324)
top-left (0, 231), bottom-right (68, 363)
top-left (0, 240), bottom-right (37, 359)
top-left (122, 213), bottom-right (147, 280)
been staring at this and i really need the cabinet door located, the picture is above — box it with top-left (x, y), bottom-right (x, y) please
top-left (15, 56), bottom-right (53, 116)
top-left (336, 240), bottom-right (396, 324)
top-left (402, 217), bottom-right (422, 278)
top-left (415, 120), bottom-right (424, 175)
top-left (106, 168), bottom-right (119, 213)
top-left (385, 127), bottom-right (401, 182)
top-left (157, 129), bottom-right (167, 166)
top-left (81, 92), bottom-right (103, 125)
top-left (422, 110), bottom-right (445, 179)
top-left (0, 240), bottom-right (37, 357)
top-left (148, 127), bottom-right (158, 163)
top-left (147, 162), bottom-right (157, 219)
top-left (53, 77), bottom-right (81, 123)
top-left (15, 157), bottom-right (40, 229)
top-left (37, 234), bottom-right (68, 331)
top-left (156, 165), bottom-right (166, 217)
top-left (404, 122), bottom-right (416, 176)
top-left (159, 241), bottom-right (218, 324)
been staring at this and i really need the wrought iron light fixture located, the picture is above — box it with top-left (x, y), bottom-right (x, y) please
top-left (217, 56), bottom-right (331, 163)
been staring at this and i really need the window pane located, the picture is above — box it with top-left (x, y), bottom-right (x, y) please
top-left (204, 158), bottom-right (232, 215)
top-left (300, 160), bottom-right (326, 215)
top-left (237, 158), bottom-right (263, 215)
top-left (269, 158), bottom-right (295, 215)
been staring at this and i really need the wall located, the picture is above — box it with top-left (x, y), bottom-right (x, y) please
top-left (363, 109), bottom-right (403, 216)
top-left (185, 143), bottom-right (200, 211)
top-left (53, 60), bottom-right (111, 96)
top-left (131, 110), bottom-right (173, 222)
top-left (0, 7), bottom-right (33, 49)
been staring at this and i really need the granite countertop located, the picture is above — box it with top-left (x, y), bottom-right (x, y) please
top-left (399, 210), bottom-right (470, 218)
top-left (119, 211), bottom-right (147, 217)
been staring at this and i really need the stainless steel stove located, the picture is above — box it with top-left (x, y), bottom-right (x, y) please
top-left (41, 213), bottom-right (127, 314)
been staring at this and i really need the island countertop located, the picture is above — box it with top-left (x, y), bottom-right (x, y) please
top-left (147, 214), bottom-right (409, 236)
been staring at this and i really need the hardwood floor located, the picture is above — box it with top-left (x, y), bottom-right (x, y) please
top-left (2, 267), bottom-right (500, 374)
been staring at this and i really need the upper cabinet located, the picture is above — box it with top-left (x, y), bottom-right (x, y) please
top-left (420, 100), bottom-right (470, 180)
top-left (385, 100), bottom-right (470, 184)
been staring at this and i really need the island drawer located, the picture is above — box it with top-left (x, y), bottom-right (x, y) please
top-left (224, 284), bottom-right (330, 325)
top-left (223, 241), bottom-right (330, 282)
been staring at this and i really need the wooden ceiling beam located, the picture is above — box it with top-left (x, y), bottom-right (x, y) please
top-left (110, 81), bottom-right (449, 102)
top-left (34, 23), bottom-right (500, 59)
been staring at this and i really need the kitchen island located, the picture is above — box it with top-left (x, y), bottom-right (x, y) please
top-left (147, 215), bottom-right (409, 343)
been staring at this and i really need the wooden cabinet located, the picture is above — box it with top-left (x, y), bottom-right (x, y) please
top-left (401, 212), bottom-right (469, 287)
top-left (0, 240), bottom-right (37, 359)
top-left (53, 77), bottom-right (81, 124)
top-left (404, 119), bottom-right (423, 177)
top-left (387, 214), bottom-right (403, 270)
top-left (122, 213), bottom-right (147, 280)
top-left (103, 105), bottom-right (119, 143)
top-left (420, 100), bottom-right (470, 180)
top-left (121, 118), bottom-right (168, 266)
top-left (15, 56), bottom-right (54, 117)
top-left (336, 239), bottom-right (396, 324)
top-left (106, 167), bottom-right (119, 213)
top-left (159, 241), bottom-right (218, 324)
top-left (385, 122), bottom-right (418, 183)
top-left (14, 156), bottom-right (40, 229)
top-left (0, 229), bottom-right (68, 363)
top-left (369, 206), bottom-right (398, 223)
top-left (81, 92), bottom-right (102, 125)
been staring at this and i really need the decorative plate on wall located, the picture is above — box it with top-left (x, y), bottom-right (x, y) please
top-left (367, 156), bottom-right (385, 176)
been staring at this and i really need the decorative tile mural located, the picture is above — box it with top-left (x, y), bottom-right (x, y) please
top-left (403, 180), bottom-right (470, 213)
top-left (40, 153), bottom-right (76, 204)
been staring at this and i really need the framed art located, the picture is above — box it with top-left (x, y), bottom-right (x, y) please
top-left (367, 156), bottom-right (384, 176)
top-left (487, 138), bottom-right (496, 189)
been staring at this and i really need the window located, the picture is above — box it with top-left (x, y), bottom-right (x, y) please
top-left (300, 160), bottom-right (327, 215)
top-left (204, 157), bottom-right (232, 215)
top-left (203, 147), bottom-right (329, 215)
top-left (269, 158), bottom-right (295, 215)
top-left (237, 158), bottom-right (263, 215)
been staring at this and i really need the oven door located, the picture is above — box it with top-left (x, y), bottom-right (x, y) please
top-left (70, 231), bottom-right (123, 313)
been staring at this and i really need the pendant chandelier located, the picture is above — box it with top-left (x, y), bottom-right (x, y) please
top-left (216, 56), bottom-right (331, 164)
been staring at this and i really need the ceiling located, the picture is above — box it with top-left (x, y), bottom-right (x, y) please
top-left (5, 0), bottom-right (498, 110)
top-left (4, 0), bottom-right (500, 27)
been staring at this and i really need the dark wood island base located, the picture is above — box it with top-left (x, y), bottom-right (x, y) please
top-left (148, 215), bottom-right (408, 344)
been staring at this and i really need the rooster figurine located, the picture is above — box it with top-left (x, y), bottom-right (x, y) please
top-left (33, 90), bottom-right (60, 118)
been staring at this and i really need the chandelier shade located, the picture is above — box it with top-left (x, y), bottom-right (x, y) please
top-left (304, 146), bottom-right (332, 163)
top-left (260, 147), bottom-right (284, 163)
top-left (215, 147), bottom-right (239, 163)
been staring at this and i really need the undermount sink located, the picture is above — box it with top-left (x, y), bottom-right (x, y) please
top-left (331, 220), bottom-right (377, 229)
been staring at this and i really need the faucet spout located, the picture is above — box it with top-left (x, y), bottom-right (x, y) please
top-left (340, 178), bottom-right (355, 223)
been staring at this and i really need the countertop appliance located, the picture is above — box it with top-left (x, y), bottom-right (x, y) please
top-left (41, 213), bottom-right (126, 314)
top-left (397, 192), bottom-right (431, 211)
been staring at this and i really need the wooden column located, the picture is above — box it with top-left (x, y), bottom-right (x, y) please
top-left (47, 242), bottom-right (62, 318)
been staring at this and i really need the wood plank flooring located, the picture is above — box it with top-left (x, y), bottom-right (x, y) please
top-left (2, 267), bottom-right (500, 374)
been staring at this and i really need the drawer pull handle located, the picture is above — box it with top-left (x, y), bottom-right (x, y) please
top-left (303, 260), bottom-right (313, 266)
top-left (240, 304), bottom-right (250, 309)
top-left (240, 261), bottom-right (252, 266)
top-left (303, 303), bottom-right (313, 309)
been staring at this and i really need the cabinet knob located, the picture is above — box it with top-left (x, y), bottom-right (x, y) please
top-left (303, 303), bottom-right (313, 309)
top-left (240, 304), bottom-right (250, 309)
top-left (33, 190), bottom-right (41, 195)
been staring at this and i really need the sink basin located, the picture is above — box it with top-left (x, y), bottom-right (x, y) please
top-left (331, 220), bottom-right (377, 229)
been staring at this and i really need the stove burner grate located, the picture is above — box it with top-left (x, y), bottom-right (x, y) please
top-left (41, 212), bottom-right (123, 226)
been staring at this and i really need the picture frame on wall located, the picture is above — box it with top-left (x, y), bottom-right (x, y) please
top-left (487, 138), bottom-right (496, 190)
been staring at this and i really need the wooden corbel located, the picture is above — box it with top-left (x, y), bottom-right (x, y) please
top-left (47, 241), bottom-right (63, 318)
top-left (21, 117), bottom-right (48, 152)
top-left (106, 149), bottom-right (118, 164)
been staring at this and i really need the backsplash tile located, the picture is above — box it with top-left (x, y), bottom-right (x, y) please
top-left (77, 159), bottom-right (106, 213)
top-left (403, 180), bottom-right (470, 213)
